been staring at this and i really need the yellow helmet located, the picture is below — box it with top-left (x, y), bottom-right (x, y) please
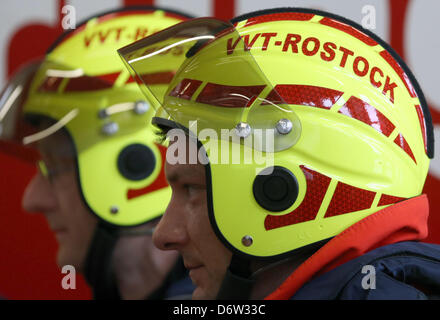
top-left (119, 8), bottom-right (433, 260)
top-left (0, 7), bottom-right (192, 227)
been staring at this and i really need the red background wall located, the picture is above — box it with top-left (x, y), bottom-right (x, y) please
top-left (0, 0), bottom-right (439, 299)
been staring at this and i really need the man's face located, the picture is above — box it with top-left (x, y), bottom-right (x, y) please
top-left (21, 130), bottom-right (97, 271)
top-left (153, 131), bottom-right (232, 300)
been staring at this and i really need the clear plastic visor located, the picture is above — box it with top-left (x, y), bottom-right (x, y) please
top-left (118, 18), bottom-right (301, 152)
top-left (0, 60), bottom-right (45, 162)
top-left (0, 58), bottom-right (163, 161)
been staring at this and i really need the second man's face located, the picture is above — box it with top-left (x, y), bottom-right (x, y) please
top-left (21, 130), bottom-right (97, 271)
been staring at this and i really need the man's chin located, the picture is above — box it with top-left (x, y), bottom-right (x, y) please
top-left (192, 287), bottom-right (208, 300)
top-left (56, 247), bottom-right (84, 272)
top-left (191, 284), bottom-right (219, 300)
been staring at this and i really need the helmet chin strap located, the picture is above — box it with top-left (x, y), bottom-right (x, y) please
top-left (216, 239), bottom-right (330, 300)
top-left (216, 254), bottom-right (256, 300)
top-left (84, 221), bottom-right (121, 300)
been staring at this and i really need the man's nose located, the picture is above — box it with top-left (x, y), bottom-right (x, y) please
top-left (153, 195), bottom-right (188, 251)
top-left (22, 172), bottom-right (57, 214)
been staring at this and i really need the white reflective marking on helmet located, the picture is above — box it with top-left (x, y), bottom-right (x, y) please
top-left (22, 108), bottom-right (79, 145)
top-left (46, 68), bottom-right (84, 78)
top-left (0, 84), bottom-right (22, 121)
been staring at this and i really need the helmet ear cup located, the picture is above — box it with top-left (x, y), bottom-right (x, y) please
top-left (117, 144), bottom-right (156, 181)
top-left (253, 166), bottom-right (299, 212)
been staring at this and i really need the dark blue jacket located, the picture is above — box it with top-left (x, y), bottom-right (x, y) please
top-left (292, 241), bottom-right (440, 299)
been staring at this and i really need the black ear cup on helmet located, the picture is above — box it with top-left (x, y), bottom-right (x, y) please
top-left (253, 166), bottom-right (299, 212)
top-left (117, 144), bottom-right (156, 181)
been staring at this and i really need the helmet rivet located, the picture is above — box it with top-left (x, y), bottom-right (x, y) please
top-left (235, 122), bottom-right (251, 138)
top-left (276, 119), bottom-right (293, 135)
top-left (110, 206), bottom-right (119, 214)
top-left (98, 109), bottom-right (108, 119)
top-left (134, 100), bottom-right (150, 115)
top-left (241, 235), bottom-right (253, 247)
top-left (102, 121), bottom-right (119, 136)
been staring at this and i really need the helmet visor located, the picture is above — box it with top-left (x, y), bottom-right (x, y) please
top-left (0, 58), bottom-right (163, 158)
top-left (0, 61), bottom-right (44, 162)
top-left (0, 61), bottom-right (81, 181)
top-left (118, 18), bottom-right (301, 152)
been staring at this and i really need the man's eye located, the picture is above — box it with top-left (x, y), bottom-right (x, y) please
top-left (37, 160), bottom-right (74, 182)
top-left (37, 161), bottom-right (49, 178)
top-left (37, 161), bottom-right (57, 180)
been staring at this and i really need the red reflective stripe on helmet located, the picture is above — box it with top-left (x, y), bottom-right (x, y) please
top-left (378, 194), bottom-right (406, 206)
top-left (319, 17), bottom-right (377, 46)
top-left (264, 84), bottom-right (343, 109)
top-left (379, 50), bottom-right (417, 98)
top-left (96, 72), bottom-right (120, 84)
top-left (129, 73), bottom-right (143, 86)
top-left (41, 72), bottom-right (122, 93)
top-left (64, 75), bottom-right (114, 92)
top-left (415, 104), bottom-right (428, 155)
top-left (140, 71), bottom-right (175, 85)
top-left (196, 83), bottom-right (266, 108)
top-left (38, 76), bottom-right (63, 92)
top-left (47, 67), bottom-right (171, 92)
top-left (338, 96), bottom-right (395, 137)
top-left (324, 181), bottom-right (376, 218)
top-left (243, 12), bottom-right (314, 28)
top-left (394, 133), bottom-right (417, 164)
top-left (264, 166), bottom-right (331, 230)
top-left (126, 144), bottom-right (168, 200)
top-left (169, 78), bottom-right (203, 100)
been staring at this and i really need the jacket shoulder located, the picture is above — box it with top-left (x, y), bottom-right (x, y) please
top-left (293, 241), bottom-right (440, 300)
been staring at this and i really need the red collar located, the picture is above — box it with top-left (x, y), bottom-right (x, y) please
top-left (265, 194), bottom-right (429, 300)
